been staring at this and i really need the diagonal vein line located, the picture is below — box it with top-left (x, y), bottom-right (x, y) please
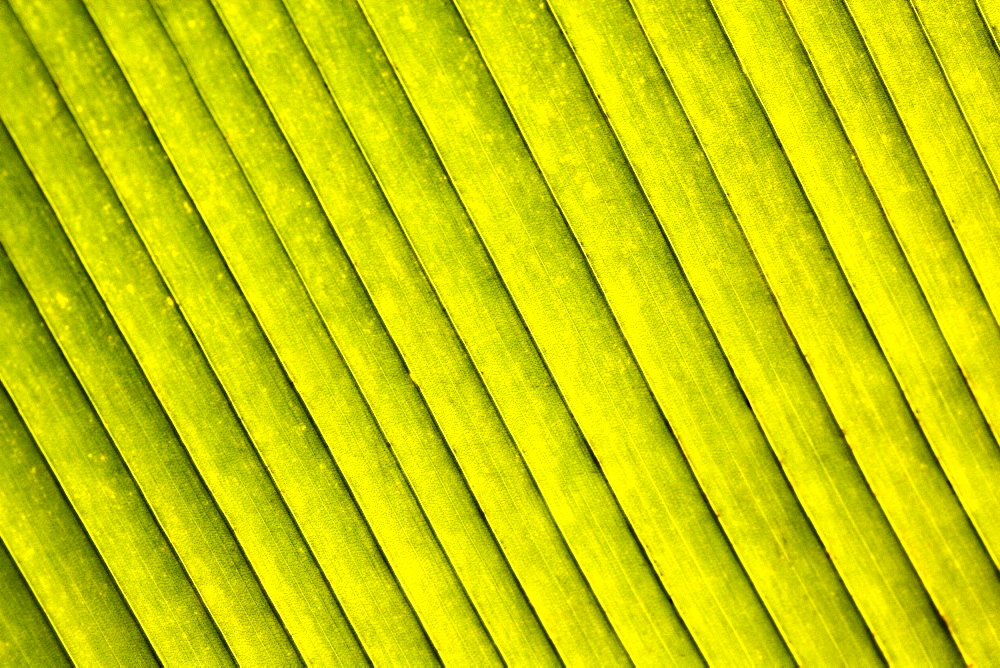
top-left (274, 2), bottom-right (563, 656)
top-left (445, 1), bottom-right (855, 663)
top-left (443, 3), bottom-right (753, 663)
top-left (769, 6), bottom-right (969, 648)
top-left (542, 2), bottom-right (879, 635)
top-left (830, 4), bottom-right (1000, 648)
top-left (5, 42), bottom-right (323, 668)
top-left (0, 212), bottom-right (242, 665)
top-left (0, 103), bottom-right (228, 665)
top-left (0, 409), bottom-right (120, 667)
top-left (268, 0), bottom-right (696, 660)
top-left (160, 1), bottom-right (488, 648)
top-left (349, 0), bottom-right (640, 650)
top-left (139, 0), bottom-right (524, 660)
top-left (185, 1), bottom-right (495, 659)
top-left (0, 387), bottom-right (144, 668)
top-left (694, 6), bottom-right (967, 655)
top-left (907, 0), bottom-right (1000, 198)
top-left (541, 0), bottom-right (873, 655)
top-left (353, 1), bottom-right (806, 664)
top-left (779, 0), bottom-right (1000, 382)
top-left (836, 0), bottom-right (1000, 327)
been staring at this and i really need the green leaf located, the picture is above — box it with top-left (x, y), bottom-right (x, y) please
top-left (0, 374), bottom-right (140, 666)
top-left (0, 530), bottom-right (70, 667)
top-left (210, 0), bottom-right (684, 662)
top-left (841, 0), bottom-right (1000, 323)
top-left (629, 0), bottom-right (1000, 661)
top-left (0, 225), bottom-right (223, 663)
top-left (0, 4), bottom-right (364, 661)
top-left (0, 71), bottom-right (302, 666)
top-left (151, 0), bottom-right (559, 662)
top-left (3, 0), bottom-right (1000, 663)
top-left (547, 0), bottom-right (960, 664)
top-left (65, 0), bottom-right (500, 660)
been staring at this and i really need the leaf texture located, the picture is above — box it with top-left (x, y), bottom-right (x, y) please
top-left (0, 530), bottom-right (69, 667)
top-left (2, 0), bottom-right (999, 664)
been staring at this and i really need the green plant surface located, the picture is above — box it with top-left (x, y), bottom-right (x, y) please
top-left (719, 0), bottom-right (1000, 642)
top-left (2, 0), bottom-right (1000, 664)
top-left (839, 0), bottom-right (1000, 326)
top-left (0, 533), bottom-right (69, 667)
top-left (348, 0), bottom-right (797, 664)
top-left (909, 0), bottom-right (1000, 212)
top-left (211, 0), bottom-right (678, 662)
top-left (0, 4), bottom-right (368, 661)
top-left (67, 0), bottom-right (503, 660)
top-left (544, 0), bottom-right (961, 663)
top-left (712, 1), bottom-right (1000, 559)
top-left (628, 0), bottom-right (1000, 661)
top-left (0, 240), bottom-right (224, 663)
top-left (782, 0), bottom-right (1000, 458)
top-left (141, 0), bottom-right (556, 661)
top-left (0, 381), bottom-right (149, 665)
top-left (0, 94), bottom-right (299, 667)
top-left (714, 0), bottom-right (1000, 598)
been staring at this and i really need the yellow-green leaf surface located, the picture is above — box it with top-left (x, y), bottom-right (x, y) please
top-left (0, 4), bottom-right (366, 662)
top-left (629, 0), bottom-right (1000, 661)
top-left (149, 0), bottom-right (552, 662)
top-left (3, 0), bottom-right (1000, 664)
top-left (546, 0), bottom-right (958, 663)
top-left (0, 377), bottom-right (147, 666)
top-left (0, 127), bottom-right (298, 664)
top-left (711, 0), bottom-right (1000, 630)
top-left (352, 0), bottom-right (798, 663)
top-left (0, 83), bottom-right (299, 665)
top-left (0, 531), bottom-right (69, 666)
top-left (781, 0), bottom-right (1000, 467)
top-left (72, 0), bottom-right (498, 660)
top-left (449, 0), bottom-right (885, 663)
top-left (211, 0), bottom-right (673, 662)
top-left (839, 0), bottom-right (1000, 324)
top-left (0, 241), bottom-right (227, 663)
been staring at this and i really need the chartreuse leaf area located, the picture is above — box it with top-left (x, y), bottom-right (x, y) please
top-left (1, 0), bottom-right (998, 664)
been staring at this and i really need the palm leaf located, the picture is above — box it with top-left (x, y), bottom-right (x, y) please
top-left (1, 0), bottom-right (999, 664)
